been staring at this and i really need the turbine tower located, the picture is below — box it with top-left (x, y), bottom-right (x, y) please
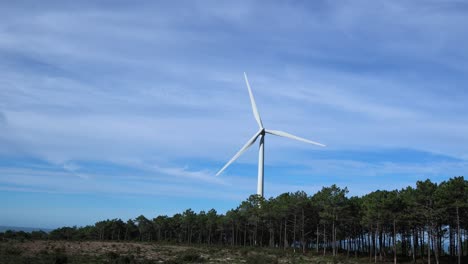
top-left (216, 73), bottom-right (325, 197)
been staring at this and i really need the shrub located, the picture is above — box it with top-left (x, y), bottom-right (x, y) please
top-left (180, 250), bottom-right (205, 262)
top-left (240, 247), bottom-right (250, 256)
top-left (2, 244), bottom-right (22, 256)
top-left (54, 253), bottom-right (68, 264)
top-left (106, 251), bottom-right (120, 260)
top-left (116, 254), bottom-right (135, 264)
top-left (245, 253), bottom-right (277, 264)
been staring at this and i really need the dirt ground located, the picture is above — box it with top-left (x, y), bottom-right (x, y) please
top-left (1, 240), bottom-right (387, 264)
top-left (18, 240), bottom-right (187, 259)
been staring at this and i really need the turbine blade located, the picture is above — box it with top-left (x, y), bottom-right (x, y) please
top-left (265, 129), bottom-right (326, 147)
top-left (244, 72), bottom-right (264, 128)
top-left (216, 130), bottom-right (263, 176)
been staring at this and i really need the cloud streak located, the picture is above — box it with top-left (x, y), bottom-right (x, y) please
top-left (1, 1), bottom-right (468, 226)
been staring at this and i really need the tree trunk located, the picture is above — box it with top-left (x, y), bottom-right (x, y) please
top-left (332, 220), bottom-right (336, 256)
top-left (284, 219), bottom-right (288, 249)
top-left (456, 206), bottom-right (461, 264)
top-left (293, 213), bottom-right (297, 253)
top-left (393, 219), bottom-right (397, 264)
top-left (412, 229), bottom-right (416, 263)
top-left (189, 227), bottom-right (192, 244)
top-left (244, 223), bottom-right (247, 247)
top-left (269, 225), bottom-right (274, 248)
top-left (279, 220), bottom-right (282, 248)
top-left (347, 236), bottom-right (350, 258)
top-left (438, 225), bottom-right (442, 258)
top-left (301, 208), bottom-right (305, 254)
top-left (232, 223), bottom-right (235, 246)
top-left (450, 226), bottom-right (454, 258)
top-left (316, 225), bottom-right (319, 253)
top-left (432, 224), bottom-right (439, 264)
top-left (323, 225), bottom-right (326, 256)
top-left (374, 224), bottom-right (378, 263)
top-left (208, 226), bottom-right (212, 245)
top-left (420, 228), bottom-right (424, 260)
top-left (378, 223), bottom-right (383, 262)
top-left (254, 220), bottom-right (258, 246)
top-left (369, 224), bottom-right (373, 263)
top-left (428, 228), bottom-right (431, 264)
top-left (237, 224), bottom-right (240, 246)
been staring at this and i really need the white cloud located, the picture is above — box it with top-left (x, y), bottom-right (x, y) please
top-left (0, 0), bottom-right (467, 205)
top-left (0, 165), bottom-right (239, 199)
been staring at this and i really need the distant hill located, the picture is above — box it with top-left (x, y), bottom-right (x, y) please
top-left (0, 226), bottom-right (52, 233)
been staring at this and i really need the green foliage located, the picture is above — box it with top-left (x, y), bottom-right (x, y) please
top-left (31, 230), bottom-right (48, 240)
top-left (179, 249), bottom-right (204, 262)
top-left (240, 247), bottom-right (250, 256)
top-left (53, 247), bottom-right (68, 264)
top-left (164, 249), bottom-right (205, 263)
top-left (1, 243), bottom-right (22, 256)
top-left (112, 254), bottom-right (136, 264)
top-left (2, 176), bottom-right (467, 262)
top-left (54, 253), bottom-right (68, 264)
top-left (245, 253), bottom-right (278, 264)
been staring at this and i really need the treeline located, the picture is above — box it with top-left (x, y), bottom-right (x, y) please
top-left (1, 177), bottom-right (467, 263)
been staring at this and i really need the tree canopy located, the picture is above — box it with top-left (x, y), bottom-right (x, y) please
top-left (2, 176), bottom-right (467, 263)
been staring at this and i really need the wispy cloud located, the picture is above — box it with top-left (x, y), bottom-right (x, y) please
top-left (0, 165), bottom-right (233, 198)
top-left (0, 111), bottom-right (6, 127)
top-left (1, 1), bottom-right (468, 226)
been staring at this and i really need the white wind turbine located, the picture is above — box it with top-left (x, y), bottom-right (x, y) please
top-left (216, 73), bottom-right (326, 197)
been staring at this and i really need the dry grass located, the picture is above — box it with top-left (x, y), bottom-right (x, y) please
top-left (0, 240), bottom-right (393, 264)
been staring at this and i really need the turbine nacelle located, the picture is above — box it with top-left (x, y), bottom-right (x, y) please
top-left (216, 73), bottom-right (326, 197)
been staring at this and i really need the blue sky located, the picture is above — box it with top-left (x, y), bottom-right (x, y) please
top-left (1, 0), bottom-right (468, 228)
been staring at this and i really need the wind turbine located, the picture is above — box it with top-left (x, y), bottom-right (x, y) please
top-left (216, 73), bottom-right (326, 197)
